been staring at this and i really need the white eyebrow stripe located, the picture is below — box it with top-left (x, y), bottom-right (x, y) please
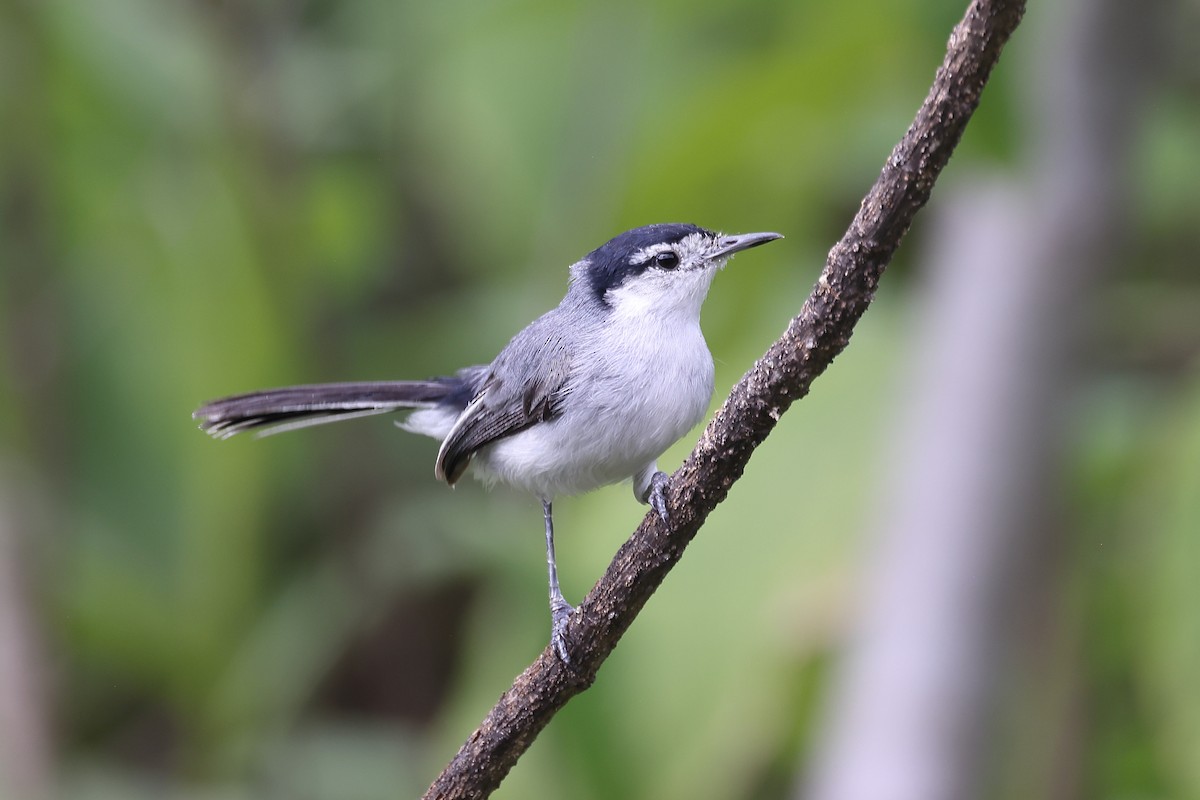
top-left (628, 232), bottom-right (711, 266)
top-left (629, 242), bottom-right (676, 265)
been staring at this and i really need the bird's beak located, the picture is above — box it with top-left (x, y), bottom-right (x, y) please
top-left (709, 231), bottom-right (784, 260)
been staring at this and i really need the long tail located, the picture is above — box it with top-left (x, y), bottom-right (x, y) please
top-left (193, 379), bottom-right (466, 439)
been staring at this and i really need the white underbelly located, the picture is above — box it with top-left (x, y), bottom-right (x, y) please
top-left (407, 313), bottom-right (717, 500)
top-left (475, 344), bottom-right (714, 499)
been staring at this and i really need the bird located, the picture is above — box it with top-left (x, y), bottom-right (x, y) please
top-left (193, 223), bottom-right (783, 662)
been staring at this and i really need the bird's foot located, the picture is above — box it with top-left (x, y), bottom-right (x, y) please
top-left (550, 597), bottom-right (576, 664)
top-left (648, 471), bottom-right (671, 524)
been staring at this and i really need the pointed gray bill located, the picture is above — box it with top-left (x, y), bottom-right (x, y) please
top-left (708, 231), bottom-right (784, 260)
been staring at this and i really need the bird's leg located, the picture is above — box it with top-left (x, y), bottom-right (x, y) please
top-left (647, 471), bottom-right (671, 524)
top-left (633, 463), bottom-right (672, 524)
top-left (543, 500), bottom-right (574, 663)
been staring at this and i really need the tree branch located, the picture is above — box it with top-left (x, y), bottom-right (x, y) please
top-left (423, 0), bottom-right (1027, 796)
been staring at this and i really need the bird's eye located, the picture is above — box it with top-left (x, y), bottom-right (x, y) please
top-left (654, 251), bottom-right (680, 270)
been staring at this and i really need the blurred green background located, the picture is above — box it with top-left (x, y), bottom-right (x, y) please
top-left (1, 0), bottom-right (1197, 798)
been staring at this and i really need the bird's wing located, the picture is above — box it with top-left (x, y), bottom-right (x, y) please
top-left (435, 332), bottom-right (573, 486)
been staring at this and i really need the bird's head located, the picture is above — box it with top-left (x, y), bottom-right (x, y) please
top-left (573, 223), bottom-right (783, 318)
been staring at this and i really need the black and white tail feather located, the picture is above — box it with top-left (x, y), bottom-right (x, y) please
top-left (194, 374), bottom-right (481, 440)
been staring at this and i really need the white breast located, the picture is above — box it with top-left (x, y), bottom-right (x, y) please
top-left (475, 290), bottom-right (715, 500)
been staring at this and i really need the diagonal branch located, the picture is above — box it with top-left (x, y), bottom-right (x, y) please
top-left (423, 0), bottom-right (1027, 797)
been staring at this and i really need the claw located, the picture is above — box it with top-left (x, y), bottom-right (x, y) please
top-left (649, 471), bottom-right (671, 524)
top-left (550, 598), bottom-right (575, 663)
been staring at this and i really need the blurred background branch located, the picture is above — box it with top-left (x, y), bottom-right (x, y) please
top-left (0, 469), bottom-right (52, 800)
top-left (802, 0), bottom-right (1177, 798)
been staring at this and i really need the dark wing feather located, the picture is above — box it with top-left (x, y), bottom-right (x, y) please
top-left (435, 339), bottom-right (572, 485)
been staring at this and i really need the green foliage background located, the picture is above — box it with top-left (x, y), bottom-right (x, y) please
top-left (1, 0), bottom-right (1197, 798)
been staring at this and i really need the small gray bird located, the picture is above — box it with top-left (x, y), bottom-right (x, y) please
top-left (194, 223), bottom-right (782, 661)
